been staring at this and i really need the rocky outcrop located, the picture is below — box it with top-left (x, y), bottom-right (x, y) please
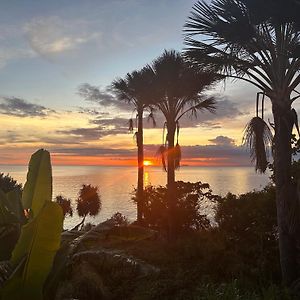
top-left (44, 220), bottom-right (159, 300)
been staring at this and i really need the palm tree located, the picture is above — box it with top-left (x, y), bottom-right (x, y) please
top-left (184, 0), bottom-right (300, 285)
top-left (111, 68), bottom-right (156, 224)
top-left (150, 50), bottom-right (220, 238)
top-left (76, 184), bottom-right (101, 230)
top-left (55, 195), bottom-right (73, 218)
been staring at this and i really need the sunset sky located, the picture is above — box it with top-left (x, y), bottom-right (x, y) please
top-left (0, 0), bottom-right (276, 167)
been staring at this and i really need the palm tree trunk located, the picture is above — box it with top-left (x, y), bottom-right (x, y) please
top-left (137, 108), bottom-right (144, 224)
top-left (272, 100), bottom-right (299, 285)
top-left (167, 121), bottom-right (176, 239)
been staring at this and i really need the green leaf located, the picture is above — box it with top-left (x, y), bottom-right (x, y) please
top-left (2, 202), bottom-right (63, 300)
top-left (5, 189), bottom-right (24, 223)
top-left (0, 190), bottom-right (18, 225)
top-left (22, 149), bottom-right (52, 218)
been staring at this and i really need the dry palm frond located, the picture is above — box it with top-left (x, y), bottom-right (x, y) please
top-left (292, 108), bottom-right (300, 137)
top-left (243, 116), bottom-right (273, 173)
top-left (133, 132), bottom-right (138, 146)
top-left (174, 143), bottom-right (182, 170)
top-left (156, 145), bottom-right (167, 171)
top-left (147, 112), bottom-right (157, 127)
top-left (174, 121), bottom-right (181, 169)
top-left (128, 119), bottom-right (134, 132)
top-left (176, 121), bottom-right (180, 144)
top-left (162, 122), bottom-right (167, 146)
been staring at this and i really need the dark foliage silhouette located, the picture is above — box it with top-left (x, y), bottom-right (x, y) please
top-left (0, 173), bottom-right (22, 194)
top-left (149, 50), bottom-right (220, 238)
top-left (55, 195), bottom-right (73, 218)
top-left (111, 68), bottom-right (156, 224)
top-left (133, 181), bottom-right (218, 233)
top-left (185, 0), bottom-right (300, 285)
top-left (76, 184), bottom-right (101, 229)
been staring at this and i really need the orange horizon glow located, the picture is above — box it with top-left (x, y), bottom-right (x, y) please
top-left (0, 154), bottom-right (251, 167)
top-left (49, 155), bottom-right (250, 167)
top-left (0, 149), bottom-right (251, 167)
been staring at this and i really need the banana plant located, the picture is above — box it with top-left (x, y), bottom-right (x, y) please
top-left (1, 149), bottom-right (63, 300)
top-left (0, 188), bottom-right (25, 261)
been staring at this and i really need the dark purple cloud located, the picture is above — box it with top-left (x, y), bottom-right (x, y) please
top-left (77, 83), bottom-right (132, 112)
top-left (208, 135), bottom-right (235, 146)
top-left (0, 97), bottom-right (55, 117)
top-left (52, 147), bottom-right (135, 157)
top-left (57, 126), bottom-right (128, 141)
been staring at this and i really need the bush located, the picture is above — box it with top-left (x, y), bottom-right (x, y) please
top-left (215, 185), bottom-right (277, 243)
top-left (0, 173), bottom-right (22, 194)
top-left (109, 212), bottom-right (130, 226)
top-left (55, 195), bottom-right (73, 218)
top-left (215, 185), bottom-right (280, 281)
top-left (133, 181), bottom-right (219, 233)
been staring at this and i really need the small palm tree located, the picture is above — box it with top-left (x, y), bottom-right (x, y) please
top-left (184, 0), bottom-right (300, 284)
top-left (111, 68), bottom-right (156, 224)
top-left (76, 184), bottom-right (101, 230)
top-left (149, 50), bottom-right (220, 238)
top-left (55, 195), bottom-right (73, 218)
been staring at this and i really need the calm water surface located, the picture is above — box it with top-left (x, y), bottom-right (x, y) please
top-left (0, 165), bottom-right (270, 228)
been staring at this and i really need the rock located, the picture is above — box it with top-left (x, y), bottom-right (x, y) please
top-left (47, 219), bottom-right (159, 300)
top-left (53, 248), bottom-right (159, 300)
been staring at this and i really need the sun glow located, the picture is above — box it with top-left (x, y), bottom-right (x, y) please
top-left (143, 160), bottom-right (152, 166)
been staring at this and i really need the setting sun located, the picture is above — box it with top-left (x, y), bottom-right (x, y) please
top-left (143, 160), bottom-right (152, 166)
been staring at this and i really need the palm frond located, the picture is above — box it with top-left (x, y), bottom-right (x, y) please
top-left (291, 108), bottom-right (300, 137)
top-left (162, 122), bottom-right (167, 146)
top-left (178, 97), bottom-right (217, 121)
top-left (156, 146), bottom-right (167, 172)
top-left (128, 119), bottom-right (134, 132)
top-left (243, 116), bottom-right (273, 173)
top-left (147, 112), bottom-right (156, 128)
top-left (133, 132), bottom-right (138, 146)
top-left (183, 0), bottom-right (295, 92)
top-left (174, 143), bottom-right (182, 170)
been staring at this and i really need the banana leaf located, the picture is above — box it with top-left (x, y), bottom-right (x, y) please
top-left (5, 189), bottom-right (25, 224)
top-left (22, 149), bottom-right (52, 218)
top-left (0, 190), bottom-right (19, 225)
top-left (0, 190), bottom-right (22, 260)
top-left (1, 202), bottom-right (63, 300)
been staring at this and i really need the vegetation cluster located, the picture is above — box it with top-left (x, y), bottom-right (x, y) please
top-left (2, 0), bottom-right (300, 298)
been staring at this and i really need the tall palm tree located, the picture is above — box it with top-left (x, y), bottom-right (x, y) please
top-left (150, 50), bottom-right (220, 238)
top-left (111, 68), bottom-right (155, 224)
top-left (184, 0), bottom-right (300, 285)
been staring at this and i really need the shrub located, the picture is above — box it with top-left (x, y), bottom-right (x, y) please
top-left (55, 195), bottom-right (73, 218)
top-left (215, 185), bottom-right (277, 242)
top-left (0, 173), bottom-right (22, 194)
top-left (109, 212), bottom-right (130, 226)
top-left (215, 185), bottom-right (280, 281)
top-left (133, 181), bottom-right (219, 233)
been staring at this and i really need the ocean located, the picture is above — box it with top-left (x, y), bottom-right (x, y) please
top-left (0, 165), bottom-right (270, 229)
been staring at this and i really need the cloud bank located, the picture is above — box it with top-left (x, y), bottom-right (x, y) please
top-left (0, 97), bottom-right (54, 117)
